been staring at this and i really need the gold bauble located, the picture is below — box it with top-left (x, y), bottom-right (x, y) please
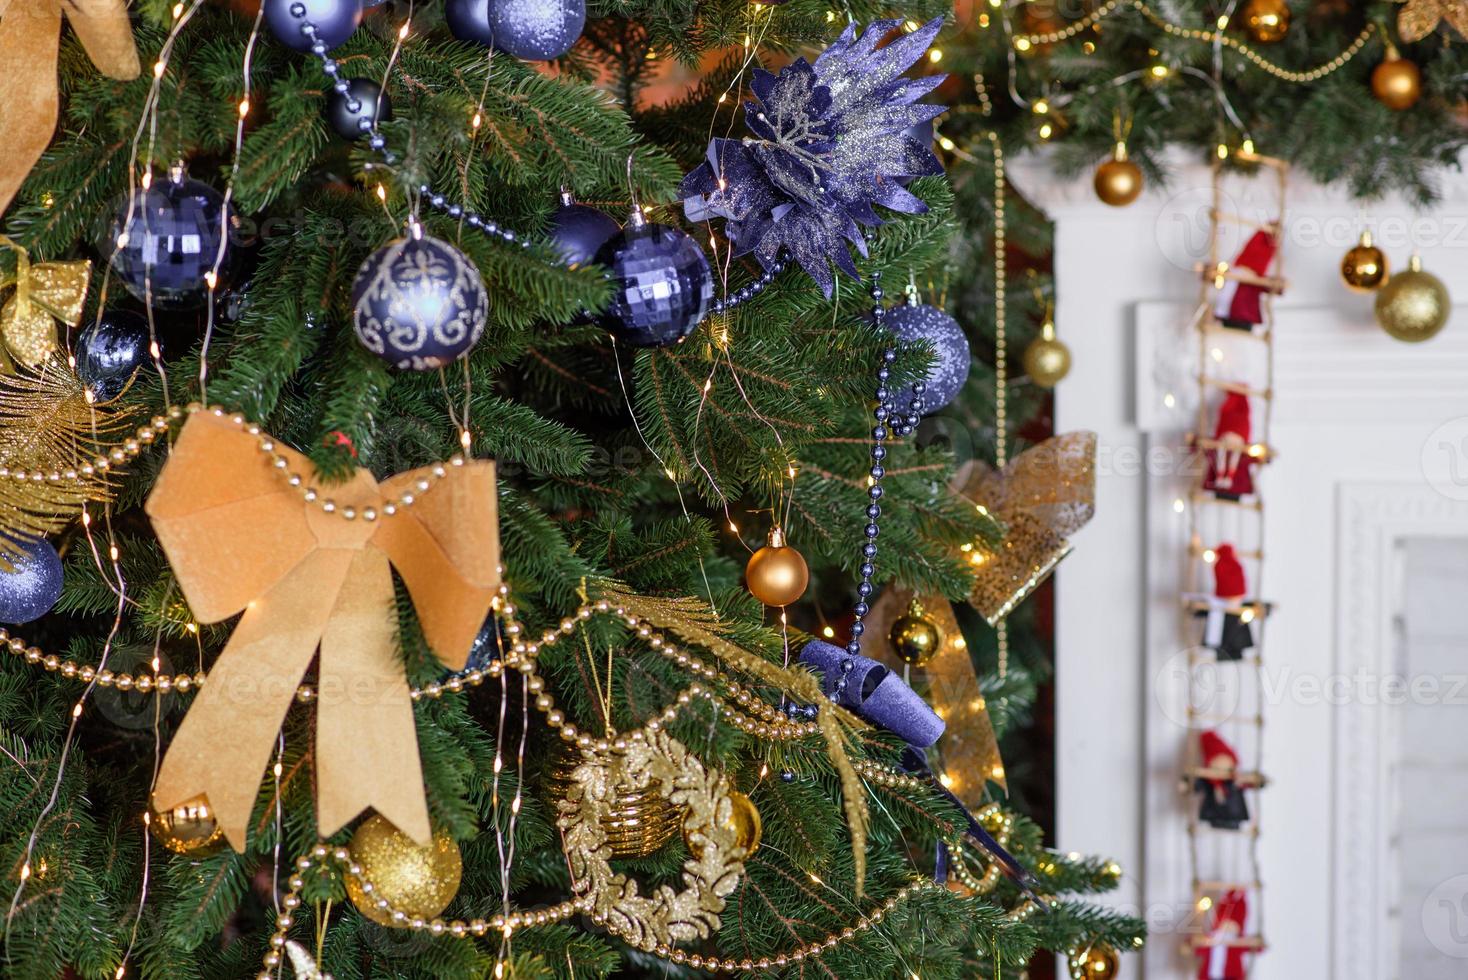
top-left (889, 602), bottom-right (943, 667)
top-left (149, 795), bottom-right (226, 857)
top-left (549, 750), bottom-right (682, 858)
top-left (1023, 321), bottom-right (1072, 387)
top-left (1093, 144), bottom-right (1142, 207)
top-left (1372, 56), bottom-right (1422, 111)
top-left (1070, 944), bottom-right (1120, 979)
top-left (745, 526), bottom-right (808, 607)
top-left (1340, 231), bottom-right (1389, 292)
top-left (1241, 0), bottom-right (1290, 43)
top-left (345, 815), bottom-right (462, 927)
top-left (1374, 255), bottom-right (1450, 343)
top-left (683, 789), bottom-right (761, 860)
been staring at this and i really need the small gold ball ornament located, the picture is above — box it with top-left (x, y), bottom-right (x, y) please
top-left (345, 815), bottom-right (462, 927)
top-left (889, 600), bottom-right (943, 667)
top-left (1374, 254), bottom-right (1450, 343)
top-left (745, 526), bottom-right (809, 607)
top-left (1093, 143), bottom-right (1143, 208)
top-left (1241, 0), bottom-right (1290, 43)
top-left (149, 795), bottom-right (226, 856)
top-left (1372, 54), bottom-right (1422, 111)
top-left (683, 789), bottom-right (762, 860)
top-left (1340, 231), bottom-right (1389, 292)
top-left (1023, 319), bottom-right (1072, 388)
top-left (1070, 944), bottom-right (1120, 979)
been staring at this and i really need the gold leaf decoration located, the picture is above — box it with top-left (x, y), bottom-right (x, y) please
top-left (1397, 0), bottom-right (1468, 41)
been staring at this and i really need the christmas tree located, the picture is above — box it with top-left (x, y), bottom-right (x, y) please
top-left (0, 2), bottom-right (1147, 978)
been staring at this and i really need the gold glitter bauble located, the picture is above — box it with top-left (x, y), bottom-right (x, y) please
top-left (345, 815), bottom-right (462, 928)
top-left (1241, 0), bottom-right (1290, 42)
top-left (1340, 231), bottom-right (1389, 292)
top-left (1374, 256), bottom-right (1450, 343)
top-left (1070, 944), bottom-right (1120, 979)
top-left (1093, 145), bottom-right (1142, 207)
top-left (1372, 56), bottom-right (1422, 111)
top-left (1023, 323), bottom-right (1072, 388)
top-left (149, 795), bottom-right (225, 856)
top-left (549, 750), bottom-right (681, 858)
top-left (745, 526), bottom-right (808, 607)
top-left (889, 607), bottom-right (943, 667)
top-left (682, 789), bottom-right (761, 860)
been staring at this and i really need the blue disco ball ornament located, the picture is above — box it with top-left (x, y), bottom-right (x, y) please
top-left (487, 0), bottom-right (585, 60)
top-left (549, 194), bottom-right (620, 269)
top-left (597, 217), bottom-right (713, 348)
top-left (0, 537), bottom-right (63, 625)
top-left (109, 171), bottom-right (234, 310)
top-left (886, 302), bottom-right (970, 414)
top-left (264, 0), bottom-right (364, 53)
top-left (75, 310), bottom-right (150, 403)
top-left (351, 233), bottom-right (489, 370)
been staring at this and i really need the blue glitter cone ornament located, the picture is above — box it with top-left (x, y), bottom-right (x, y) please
top-left (109, 169), bottom-right (234, 310)
top-left (596, 211), bottom-right (713, 348)
top-left (75, 310), bottom-right (150, 403)
top-left (264, 0), bottom-right (364, 53)
top-left (351, 232), bottom-right (489, 370)
top-left (886, 301), bottom-right (969, 414)
top-left (0, 537), bottom-right (63, 624)
top-left (680, 18), bottom-right (947, 296)
top-left (487, 0), bottom-right (585, 60)
top-left (549, 192), bottom-right (620, 269)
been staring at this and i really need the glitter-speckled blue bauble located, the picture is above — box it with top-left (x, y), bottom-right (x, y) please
top-left (109, 174), bottom-right (233, 310)
top-left (445, 0), bottom-right (495, 45)
top-left (597, 221), bottom-right (713, 348)
top-left (0, 537), bottom-right (63, 625)
top-left (351, 234), bottom-right (489, 370)
top-left (550, 200), bottom-right (620, 268)
top-left (487, 0), bottom-right (585, 60)
top-left (264, 0), bottom-right (364, 52)
top-left (886, 302), bottom-right (970, 414)
top-left (75, 311), bottom-right (150, 403)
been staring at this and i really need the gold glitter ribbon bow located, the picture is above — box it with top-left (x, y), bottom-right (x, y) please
top-left (147, 410), bottom-right (502, 851)
top-left (959, 431), bottom-right (1097, 626)
top-left (1397, 0), bottom-right (1468, 41)
top-left (0, 236), bottom-right (91, 369)
top-left (0, 0), bottom-right (140, 215)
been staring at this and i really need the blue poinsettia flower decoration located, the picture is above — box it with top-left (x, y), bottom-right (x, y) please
top-left (680, 18), bottom-right (947, 296)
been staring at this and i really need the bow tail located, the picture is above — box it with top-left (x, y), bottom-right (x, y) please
top-left (315, 547), bottom-right (431, 844)
top-left (153, 552), bottom-right (353, 851)
top-left (0, 2), bottom-right (63, 216)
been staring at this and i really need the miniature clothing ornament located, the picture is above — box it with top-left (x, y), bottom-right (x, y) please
top-left (147, 410), bottom-right (501, 850)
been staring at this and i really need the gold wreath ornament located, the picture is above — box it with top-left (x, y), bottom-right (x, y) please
top-left (0, 0), bottom-right (140, 215)
top-left (147, 409), bottom-right (501, 851)
top-left (560, 730), bottom-right (746, 951)
top-left (0, 236), bottom-right (90, 369)
top-left (1397, 0), bottom-right (1468, 41)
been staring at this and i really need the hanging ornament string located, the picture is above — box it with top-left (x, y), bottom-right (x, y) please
top-left (988, 131), bottom-right (1010, 680)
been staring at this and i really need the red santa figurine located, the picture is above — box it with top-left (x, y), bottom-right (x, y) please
top-left (1195, 544), bottom-right (1255, 661)
top-left (1214, 229), bottom-right (1278, 330)
top-left (1203, 393), bottom-right (1253, 499)
top-left (1196, 888), bottom-right (1252, 980)
top-left (1194, 730), bottom-right (1251, 830)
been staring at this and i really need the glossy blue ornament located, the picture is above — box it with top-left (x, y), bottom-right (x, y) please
top-left (264, 0), bottom-right (364, 53)
top-left (886, 301), bottom-right (969, 414)
top-left (549, 192), bottom-right (619, 268)
top-left (445, 0), bottom-right (495, 45)
top-left (75, 311), bottom-right (150, 403)
top-left (0, 537), bottom-right (63, 625)
top-left (597, 215), bottom-right (713, 348)
top-left (487, 0), bottom-right (585, 60)
top-left (109, 170), bottom-right (233, 310)
top-left (351, 233), bottom-right (489, 370)
top-left (326, 78), bottom-right (392, 140)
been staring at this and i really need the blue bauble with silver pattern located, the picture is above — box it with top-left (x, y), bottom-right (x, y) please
top-left (487, 0), bottom-right (585, 60)
top-left (351, 233), bottom-right (489, 370)
top-left (0, 537), bottom-right (63, 625)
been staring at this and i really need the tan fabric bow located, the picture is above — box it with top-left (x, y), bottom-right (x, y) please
top-left (0, 0), bottom-right (140, 216)
top-left (148, 410), bottom-right (501, 850)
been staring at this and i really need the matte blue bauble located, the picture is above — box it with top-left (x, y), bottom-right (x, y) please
top-left (549, 199), bottom-right (620, 268)
top-left (445, 0), bottom-right (495, 45)
top-left (886, 302), bottom-right (970, 414)
top-left (0, 538), bottom-right (63, 625)
top-left (487, 0), bottom-right (585, 60)
top-left (264, 0), bottom-right (364, 53)
top-left (597, 220), bottom-right (713, 348)
top-left (326, 77), bottom-right (392, 140)
top-left (75, 311), bottom-right (150, 403)
top-left (109, 173), bottom-right (233, 310)
top-left (351, 234), bottom-right (489, 370)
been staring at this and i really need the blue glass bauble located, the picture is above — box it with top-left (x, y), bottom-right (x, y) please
top-left (326, 77), bottom-right (392, 140)
top-left (886, 302), bottom-right (970, 414)
top-left (597, 220), bottom-right (713, 348)
top-left (264, 0), bottom-right (364, 52)
top-left (0, 537), bottom-right (63, 625)
top-left (445, 0), bottom-right (495, 45)
top-left (75, 310), bottom-right (150, 404)
top-left (550, 199), bottom-right (619, 269)
top-left (443, 612), bottom-right (503, 679)
top-left (109, 173), bottom-right (233, 310)
top-left (351, 234), bottom-right (489, 370)
top-left (487, 0), bottom-right (585, 60)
